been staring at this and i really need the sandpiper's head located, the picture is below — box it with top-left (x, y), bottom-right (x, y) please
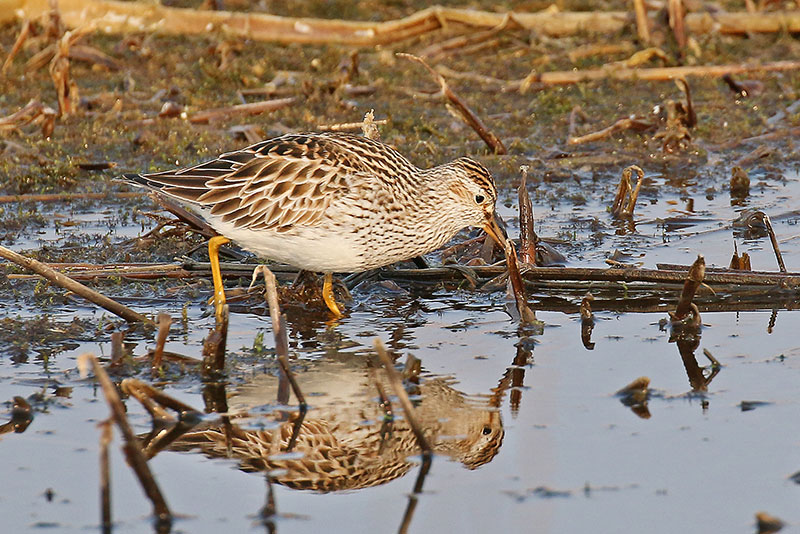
top-left (446, 157), bottom-right (507, 247)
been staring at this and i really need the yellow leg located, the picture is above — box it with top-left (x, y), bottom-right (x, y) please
top-left (208, 236), bottom-right (231, 323)
top-left (322, 272), bottom-right (343, 317)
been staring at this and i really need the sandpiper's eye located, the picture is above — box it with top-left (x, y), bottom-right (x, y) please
top-left (482, 426), bottom-right (492, 435)
top-left (475, 194), bottom-right (485, 204)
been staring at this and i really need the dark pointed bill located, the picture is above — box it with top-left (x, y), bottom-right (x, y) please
top-left (482, 215), bottom-right (507, 247)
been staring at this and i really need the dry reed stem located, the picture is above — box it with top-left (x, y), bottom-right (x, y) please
top-left (78, 354), bottom-right (172, 524)
top-left (317, 118), bottom-right (388, 132)
top-left (0, 245), bottom-right (153, 324)
top-left (1, 19), bottom-right (32, 74)
top-left (398, 52), bottom-right (506, 154)
top-left (201, 304), bottom-right (228, 376)
top-left (671, 255), bottom-right (705, 321)
top-left (760, 214), bottom-right (787, 273)
top-left (632, 0), bottom-right (650, 43)
top-left (151, 312), bottom-right (172, 373)
top-left (257, 266), bottom-right (307, 412)
top-left (0, 98), bottom-right (57, 137)
top-left (99, 418), bottom-right (112, 534)
top-left (504, 241), bottom-right (537, 325)
top-left (668, 0), bottom-right (687, 49)
top-left (9, 2), bottom-right (800, 43)
top-left (189, 97), bottom-right (298, 123)
top-left (517, 166), bottom-right (537, 265)
top-left (611, 165), bottom-right (644, 217)
top-left (568, 117), bottom-right (653, 145)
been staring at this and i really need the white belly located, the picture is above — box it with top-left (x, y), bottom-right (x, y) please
top-left (214, 220), bottom-right (365, 272)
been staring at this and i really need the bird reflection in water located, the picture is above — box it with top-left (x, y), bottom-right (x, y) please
top-left (128, 353), bottom-right (505, 492)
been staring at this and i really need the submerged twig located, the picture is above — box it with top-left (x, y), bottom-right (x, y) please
top-left (0, 245), bottom-right (153, 325)
top-left (78, 354), bottom-right (172, 525)
top-left (398, 52), bottom-right (506, 155)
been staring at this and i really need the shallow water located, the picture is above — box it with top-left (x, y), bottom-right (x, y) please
top-left (2, 280), bottom-right (800, 533)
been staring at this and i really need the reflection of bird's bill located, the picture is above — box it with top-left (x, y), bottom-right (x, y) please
top-left (482, 215), bottom-right (508, 248)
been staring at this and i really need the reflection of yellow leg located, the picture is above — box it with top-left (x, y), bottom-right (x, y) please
top-left (208, 236), bottom-right (231, 323)
top-left (322, 272), bottom-right (342, 317)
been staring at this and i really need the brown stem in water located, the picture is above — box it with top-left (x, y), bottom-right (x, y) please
top-left (517, 166), bottom-right (538, 265)
top-left (761, 214), bottom-right (787, 273)
top-left (504, 241), bottom-right (537, 325)
top-left (373, 339), bottom-right (432, 462)
top-left (99, 418), bottom-right (112, 534)
top-left (671, 255), bottom-right (705, 321)
top-left (78, 354), bottom-right (172, 525)
top-left (0, 245), bottom-right (153, 324)
top-left (151, 312), bottom-right (172, 374)
top-left (201, 304), bottom-right (228, 377)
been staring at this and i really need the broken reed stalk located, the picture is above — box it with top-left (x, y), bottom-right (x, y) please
top-left (611, 165), bottom-right (644, 217)
top-left (504, 241), bottom-right (537, 325)
top-left (418, 12), bottom-right (513, 59)
top-left (317, 118), bottom-right (388, 132)
top-left (99, 418), bottom-right (112, 534)
top-left (580, 292), bottom-right (595, 350)
top-left (671, 255), bottom-right (705, 321)
top-left (78, 354), bottom-right (172, 524)
top-left (121, 379), bottom-right (199, 422)
top-left (569, 117), bottom-right (653, 145)
top-left (761, 214), bottom-right (787, 273)
top-left (668, 0), bottom-right (687, 50)
top-left (9, 3), bottom-right (800, 44)
top-left (1, 19), bottom-right (32, 74)
top-left (517, 166), bottom-right (537, 265)
top-left (632, 0), bottom-right (650, 43)
top-left (151, 312), bottom-right (172, 373)
top-left (398, 52), bottom-right (506, 155)
top-left (188, 97), bottom-right (297, 124)
top-left (373, 339), bottom-right (432, 466)
top-left (260, 266), bottom-right (307, 412)
top-left (201, 304), bottom-right (228, 376)
top-left (0, 245), bottom-right (153, 325)
top-left (448, 60), bottom-right (800, 94)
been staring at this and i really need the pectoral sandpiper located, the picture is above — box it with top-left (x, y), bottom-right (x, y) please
top-left (123, 132), bottom-right (505, 317)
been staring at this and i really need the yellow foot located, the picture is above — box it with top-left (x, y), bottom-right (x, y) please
top-left (208, 235), bottom-right (231, 323)
top-left (322, 272), bottom-right (343, 318)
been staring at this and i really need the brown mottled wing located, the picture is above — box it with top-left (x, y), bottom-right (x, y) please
top-left (128, 135), bottom-right (357, 231)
